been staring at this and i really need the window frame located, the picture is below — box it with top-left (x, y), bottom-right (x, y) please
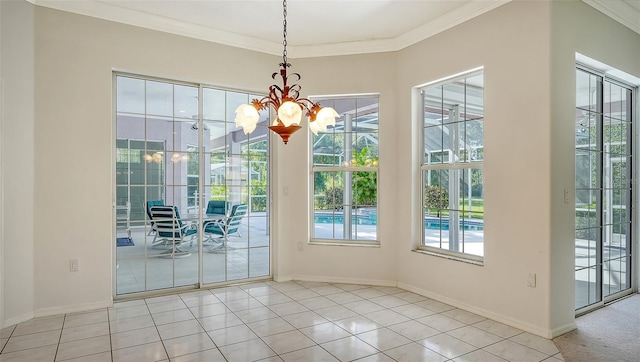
top-left (308, 94), bottom-right (380, 246)
top-left (417, 68), bottom-right (485, 263)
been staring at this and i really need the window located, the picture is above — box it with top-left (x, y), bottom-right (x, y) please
top-left (420, 69), bottom-right (484, 261)
top-left (310, 95), bottom-right (379, 244)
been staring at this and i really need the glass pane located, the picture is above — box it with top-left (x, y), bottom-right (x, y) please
top-left (203, 88), bottom-right (226, 121)
top-left (249, 217), bottom-right (269, 247)
top-left (146, 117), bottom-right (174, 151)
top-left (117, 76), bottom-right (145, 114)
top-left (227, 248), bottom-right (248, 280)
top-left (314, 171), bottom-right (340, 211)
top-left (249, 247), bottom-right (270, 278)
top-left (465, 73), bottom-right (484, 122)
top-left (575, 267), bottom-right (598, 309)
top-left (424, 126), bottom-right (445, 162)
top-left (353, 133), bottom-right (379, 160)
top-left (352, 170), bottom-right (377, 208)
top-left (464, 120), bottom-right (484, 162)
top-left (174, 85), bottom-right (198, 120)
top-left (226, 92), bottom-right (249, 122)
top-left (576, 69), bottom-right (591, 110)
top-left (116, 258), bottom-right (144, 295)
top-left (117, 114), bottom-right (145, 141)
top-left (590, 74), bottom-right (601, 112)
top-left (203, 251), bottom-right (226, 284)
top-left (146, 258), bottom-right (175, 291)
top-left (146, 81), bottom-right (173, 117)
top-left (442, 82), bottom-right (465, 122)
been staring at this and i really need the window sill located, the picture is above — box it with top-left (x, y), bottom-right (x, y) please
top-left (309, 239), bottom-right (380, 248)
top-left (412, 248), bottom-right (484, 266)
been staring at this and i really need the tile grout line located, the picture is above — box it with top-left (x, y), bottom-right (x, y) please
top-left (177, 288), bottom-right (229, 361)
top-left (107, 306), bottom-right (114, 362)
top-left (0, 325), bottom-right (15, 354)
top-left (146, 295), bottom-right (172, 361)
top-left (52, 314), bottom-right (65, 362)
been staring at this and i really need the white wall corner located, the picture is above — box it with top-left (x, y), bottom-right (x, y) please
top-left (3, 311), bottom-right (34, 330)
top-left (550, 321), bottom-right (578, 339)
top-left (273, 274), bottom-right (293, 283)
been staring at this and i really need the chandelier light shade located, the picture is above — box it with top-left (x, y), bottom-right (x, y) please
top-left (234, 0), bottom-right (338, 144)
top-left (235, 104), bottom-right (260, 134)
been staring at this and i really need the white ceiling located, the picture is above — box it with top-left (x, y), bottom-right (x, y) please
top-left (31, 0), bottom-right (640, 58)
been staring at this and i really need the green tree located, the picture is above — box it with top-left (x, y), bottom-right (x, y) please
top-left (351, 147), bottom-right (378, 206)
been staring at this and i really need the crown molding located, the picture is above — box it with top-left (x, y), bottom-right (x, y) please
top-left (30, 0), bottom-right (511, 58)
top-left (290, 0), bottom-right (512, 58)
top-left (583, 0), bottom-right (640, 35)
top-left (29, 0), bottom-right (283, 55)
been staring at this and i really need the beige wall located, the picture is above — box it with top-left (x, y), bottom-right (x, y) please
top-left (1, 0), bottom-right (36, 327)
top-left (396, 0), bottom-right (555, 337)
top-left (1, 0), bottom-right (638, 338)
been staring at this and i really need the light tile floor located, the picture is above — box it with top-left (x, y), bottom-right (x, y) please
top-left (0, 281), bottom-right (564, 362)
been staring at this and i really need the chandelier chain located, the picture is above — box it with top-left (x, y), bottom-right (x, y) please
top-left (282, 0), bottom-right (288, 67)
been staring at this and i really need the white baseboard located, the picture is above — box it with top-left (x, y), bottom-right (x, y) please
top-left (273, 274), bottom-right (293, 282)
top-left (550, 322), bottom-right (577, 338)
top-left (398, 282), bottom-right (557, 339)
top-left (293, 274), bottom-right (397, 287)
top-left (3, 311), bottom-right (34, 329)
top-left (34, 299), bottom-right (113, 318)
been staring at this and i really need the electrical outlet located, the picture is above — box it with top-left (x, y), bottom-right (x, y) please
top-left (70, 259), bottom-right (79, 272)
top-left (527, 273), bottom-right (536, 287)
top-left (297, 241), bottom-right (304, 251)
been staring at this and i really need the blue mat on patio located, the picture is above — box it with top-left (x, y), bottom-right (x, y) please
top-left (116, 237), bottom-right (134, 247)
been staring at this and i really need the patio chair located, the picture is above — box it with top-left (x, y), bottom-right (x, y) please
top-left (146, 200), bottom-right (164, 238)
top-left (203, 204), bottom-right (247, 249)
top-left (149, 205), bottom-right (197, 257)
top-left (116, 201), bottom-right (131, 238)
top-left (206, 200), bottom-right (230, 216)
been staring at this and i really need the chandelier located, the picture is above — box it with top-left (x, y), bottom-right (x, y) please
top-left (234, 0), bottom-right (338, 144)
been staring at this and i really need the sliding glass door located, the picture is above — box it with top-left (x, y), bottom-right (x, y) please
top-left (114, 74), bottom-right (271, 296)
top-left (575, 67), bottom-right (634, 312)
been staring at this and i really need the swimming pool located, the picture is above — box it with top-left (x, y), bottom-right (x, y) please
top-left (314, 213), bottom-right (484, 230)
top-left (424, 217), bottom-right (484, 231)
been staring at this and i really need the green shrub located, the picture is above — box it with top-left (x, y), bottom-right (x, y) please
top-left (325, 186), bottom-right (344, 210)
top-left (425, 185), bottom-right (448, 215)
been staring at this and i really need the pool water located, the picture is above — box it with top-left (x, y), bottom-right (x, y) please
top-left (424, 218), bottom-right (484, 231)
top-left (314, 214), bottom-right (376, 225)
top-left (314, 213), bottom-right (484, 230)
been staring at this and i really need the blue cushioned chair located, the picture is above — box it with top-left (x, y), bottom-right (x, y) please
top-left (149, 205), bottom-right (197, 257)
top-left (206, 200), bottom-right (229, 216)
top-left (203, 204), bottom-right (247, 249)
top-left (146, 200), bottom-right (165, 238)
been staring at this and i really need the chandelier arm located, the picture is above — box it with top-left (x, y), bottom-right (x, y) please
top-left (234, 0), bottom-right (337, 144)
